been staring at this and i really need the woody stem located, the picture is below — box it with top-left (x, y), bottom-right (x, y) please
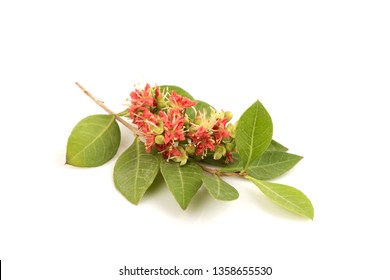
top-left (75, 82), bottom-right (142, 137)
top-left (198, 163), bottom-right (244, 177)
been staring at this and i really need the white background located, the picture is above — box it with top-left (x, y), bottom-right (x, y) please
top-left (1, 1), bottom-right (389, 279)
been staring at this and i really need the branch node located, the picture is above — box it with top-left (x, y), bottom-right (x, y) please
top-left (75, 82), bottom-right (142, 137)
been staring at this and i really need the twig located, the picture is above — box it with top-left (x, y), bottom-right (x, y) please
top-left (75, 82), bottom-right (241, 177)
top-left (198, 163), bottom-right (243, 177)
top-left (75, 82), bottom-right (142, 136)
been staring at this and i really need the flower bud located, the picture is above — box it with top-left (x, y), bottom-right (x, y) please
top-left (185, 144), bottom-right (196, 155)
top-left (213, 152), bottom-right (223, 160)
top-left (154, 135), bottom-right (165, 145)
top-left (151, 125), bottom-right (163, 135)
top-left (224, 111), bottom-right (233, 122)
top-left (172, 146), bottom-right (188, 166)
top-left (225, 142), bottom-right (236, 152)
top-left (150, 120), bottom-right (164, 135)
top-left (213, 145), bottom-right (226, 160)
top-left (194, 117), bottom-right (202, 126)
top-left (227, 123), bottom-right (237, 138)
top-left (157, 95), bottom-right (166, 109)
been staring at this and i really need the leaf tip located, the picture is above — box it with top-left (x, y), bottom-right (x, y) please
top-left (308, 209), bottom-right (314, 220)
top-left (179, 204), bottom-right (188, 211)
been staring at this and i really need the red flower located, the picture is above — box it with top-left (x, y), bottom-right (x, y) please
top-left (169, 90), bottom-right (196, 109)
top-left (130, 83), bottom-right (156, 108)
top-left (127, 83), bottom-right (234, 163)
top-left (188, 126), bottom-right (215, 156)
top-left (212, 117), bottom-right (230, 143)
top-left (144, 134), bottom-right (155, 153)
top-left (157, 145), bottom-right (183, 159)
top-left (159, 109), bottom-right (186, 144)
top-left (130, 106), bottom-right (158, 133)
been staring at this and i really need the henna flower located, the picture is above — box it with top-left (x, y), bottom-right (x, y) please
top-left (128, 84), bottom-right (236, 164)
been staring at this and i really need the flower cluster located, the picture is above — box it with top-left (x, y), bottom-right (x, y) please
top-left (128, 84), bottom-right (236, 165)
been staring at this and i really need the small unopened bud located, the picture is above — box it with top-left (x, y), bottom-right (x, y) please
top-left (213, 152), bottom-right (223, 160)
top-left (172, 146), bottom-right (188, 166)
top-left (225, 142), bottom-right (236, 152)
top-left (227, 123), bottom-right (237, 138)
top-left (155, 135), bottom-right (165, 145)
top-left (151, 125), bottom-right (164, 135)
top-left (150, 120), bottom-right (164, 134)
top-left (157, 95), bottom-right (166, 109)
top-left (194, 112), bottom-right (203, 125)
top-left (215, 145), bottom-right (226, 155)
top-left (189, 126), bottom-right (198, 133)
top-left (224, 111), bottom-right (233, 122)
top-left (185, 144), bottom-right (196, 155)
top-left (194, 118), bottom-right (202, 126)
top-left (213, 145), bottom-right (226, 160)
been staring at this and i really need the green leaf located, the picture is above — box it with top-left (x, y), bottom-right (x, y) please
top-left (247, 151), bottom-right (303, 180)
top-left (66, 114), bottom-right (120, 167)
top-left (113, 138), bottom-right (160, 205)
top-left (202, 174), bottom-right (239, 201)
top-left (159, 85), bottom-right (195, 100)
top-left (236, 100), bottom-right (273, 171)
top-left (160, 161), bottom-right (203, 210)
top-left (267, 140), bottom-right (288, 152)
top-left (246, 176), bottom-right (314, 219)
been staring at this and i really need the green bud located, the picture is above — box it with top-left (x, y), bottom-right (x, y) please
top-left (225, 142), bottom-right (236, 152)
top-left (224, 111), bottom-right (233, 122)
top-left (227, 123), bottom-right (237, 138)
top-left (177, 146), bottom-right (186, 154)
top-left (155, 135), bottom-right (165, 145)
top-left (185, 144), bottom-right (196, 155)
top-left (157, 95), bottom-right (166, 109)
top-left (189, 126), bottom-right (198, 133)
top-left (213, 152), bottom-right (223, 160)
top-left (213, 145), bottom-right (226, 160)
top-left (151, 125), bottom-right (164, 135)
top-left (172, 146), bottom-right (188, 166)
top-left (150, 120), bottom-right (164, 134)
top-left (215, 145), bottom-right (226, 155)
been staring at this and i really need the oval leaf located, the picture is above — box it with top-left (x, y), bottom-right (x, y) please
top-left (246, 176), bottom-right (314, 219)
top-left (247, 151), bottom-right (303, 180)
top-left (160, 161), bottom-right (203, 210)
top-left (202, 174), bottom-right (239, 201)
top-left (66, 114), bottom-right (120, 167)
top-left (159, 85), bottom-right (195, 100)
top-left (236, 100), bottom-right (273, 171)
top-left (113, 138), bottom-right (160, 205)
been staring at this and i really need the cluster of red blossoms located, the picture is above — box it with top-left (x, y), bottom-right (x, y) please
top-left (128, 84), bottom-right (237, 165)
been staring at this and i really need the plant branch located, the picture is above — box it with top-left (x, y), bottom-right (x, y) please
top-left (198, 163), bottom-right (244, 177)
top-left (75, 82), bottom-right (142, 136)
